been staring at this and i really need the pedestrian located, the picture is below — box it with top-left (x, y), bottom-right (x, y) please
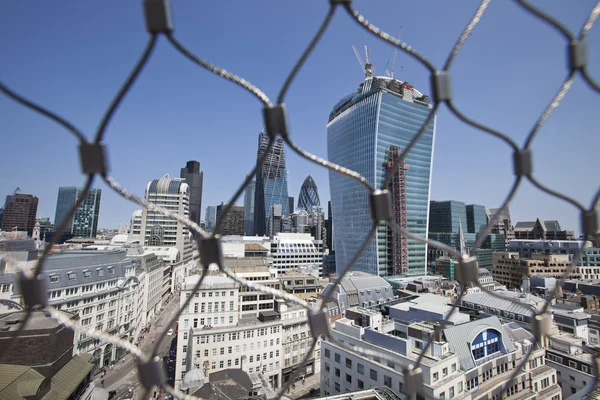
top-left (153, 390), bottom-right (157, 398)
top-left (101, 379), bottom-right (104, 387)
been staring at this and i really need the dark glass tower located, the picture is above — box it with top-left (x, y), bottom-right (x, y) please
top-left (297, 175), bottom-right (320, 211)
top-left (54, 187), bottom-right (101, 238)
top-left (243, 180), bottom-right (256, 235)
top-left (180, 160), bottom-right (203, 226)
top-left (253, 132), bottom-right (289, 236)
top-left (327, 76), bottom-right (436, 276)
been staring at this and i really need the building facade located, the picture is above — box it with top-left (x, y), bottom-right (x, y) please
top-left (1, 193), bottom-right (38, 235)
top-left (327, 76), bottom-right (435, 277)
top-left (244, 180), bottom-right (256, 236)
top-left (180, 160), bottom-right (204, 226)
top-left (466, 204), bottom-right (487, 234)
top-left (215, 203), bottom-right (245, 236)
top-left (492, 252), bottom-right (581, 289)
top-left (514, 219), bottom-right (575, 241)
top-left (486, 207), bottom-right (515, 247)
top-left (297, 175), bottom-right (320, 211)
top-left (254, 132), bottom-right (290, 237)
top-left (141, 175), bottom-right (193, 263)
top-left (269, 232), bottom-right (325, 276)
top-left (205, 206), bottom-right (217, 232)
top-left (54, 187), bottom-right (101, 238)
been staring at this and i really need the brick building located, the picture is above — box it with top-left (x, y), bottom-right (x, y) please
top-left (1, 193), bottom-right (38, 236)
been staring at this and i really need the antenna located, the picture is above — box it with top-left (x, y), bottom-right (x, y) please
top-left (384, 26), bottom-right (402, 78)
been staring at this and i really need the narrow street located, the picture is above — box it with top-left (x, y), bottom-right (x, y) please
top-left (93, 293), bottom-right (181, 399)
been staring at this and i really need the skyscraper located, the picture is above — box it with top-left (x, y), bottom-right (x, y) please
top-left (288, 196), bottom-right (295, 215)
top-left (253, 132), bottom-right (289, 236)
top-left (466, 204), bottom-right (487, 235)
top-left (54, 187), bottom-right (101, 238)
top-left (243, 181), bottom-right (256, 236)
top-left (180, 160), bottom-right (203, 226)
top-left (429, 201), bottom-right (468, 233)
top-left (205, 206), bottom-right (217, 232)
top-left (1, 193), bottom-right (38, 235)
top-left (141, 175), bottom-right (192, 262)
top-left (297, 175), bottom-right (320, 211)
top-left (326, 200), bottom-right (334, 251)
top-left (327, 75), bottom-right (436, 276)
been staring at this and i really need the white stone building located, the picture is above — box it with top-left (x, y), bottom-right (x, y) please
top-left (269, 233), bottom-right (325, 276)
top-left (175, 258), bottom-right (319, 392)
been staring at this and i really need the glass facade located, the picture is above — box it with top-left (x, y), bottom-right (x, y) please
top-left (244, 180), bottom-right (256, 235)
top-left (429, 200), bottom-right (468, 234)
top-left (298, 175), bottom-right (321, 211)
top-left (466, 204), bottom-right (487, 235)
top-left (327, 77), bottom-right (436, 276)
top-left (254, 133), bottom-right (289, 236)
top-left (54, 186), bottom-right (101, 238)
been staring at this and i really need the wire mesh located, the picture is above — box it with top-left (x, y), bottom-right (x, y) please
top-left (1, 0), bottom-right (599, 399)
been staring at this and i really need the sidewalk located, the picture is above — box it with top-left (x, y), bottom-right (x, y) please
top-left (286, 373), bottom-right (321, 399)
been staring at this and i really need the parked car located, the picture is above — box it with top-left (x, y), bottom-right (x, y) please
top-left (167, 328), bottom-right (174, 336)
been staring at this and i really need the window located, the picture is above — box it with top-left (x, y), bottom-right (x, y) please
top-left (433, 372), bottom-right (439, 382)
top-left (67, 273), bottom-right (76, 281)
top-left (50, 275), bottom-right (60, 283)
top-left (443, 367), bottom-right (448, 377)
top-left (325, 363), bottom-right (330, 372)
top-left (370, 369), bottom-right (378, 381)
top-left (571, 387), bottom-right (577, 395)
top-left (334, 353), bottom-right (340, 363)
top-left (384, 375), bottom-right (392, 388)
top-left (346, 358), bottom-right (352, 368)
top-left (334, 382), bottom-right (340, 392)
top-left (569, 361), bottom-right (577, 368)
top-left (449, 387), bottom-right (455, 398)
top-left (204, 350), bottom-right (209, 357)
top-left (182, 345), bottom-right (187, 353)
top-left (346, 373), bottom-right (352, 383)
top-left (358, 379), bottom-right (364, 389)
top-left (357, 363), bottom-right (364, 374)
top-left (97, 269), bottom-right (104, 277)
top-left (451, 363), bottom-right (456, 372)
top-left (458, 382), bottom-right (463, 393)
top-left (83, 270), bottom-right (91, 278)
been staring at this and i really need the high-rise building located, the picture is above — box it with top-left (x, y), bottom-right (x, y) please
top-left (1, 193), bottom-right (38, 235)
top-left (141, 175), bottom-right (193, 262)
top-left (205, 206), bottom-right (217, 232)
top-left (486, 207), bottom-right (514, 247)
top-left (327, 75), bottom-right (436, 276)
top-left (215, 203), bottom-right (245, 236)
top-left (180, 160), bottom-right (204, 226)
top-left (297, 175), bottom-right (320, 211)
top-left (54, 187), bottom-right (101, 238)
top-left (466, 204), bottom-right (487, 234)
top-left (288, 196), bottom-right (294, 214)
top-left (429, 200), bottom-right (468, 233)
top-left (326, 201), bottom-right (334, 252)
top-left (254, 132), bottom-right (289, 237)
top-left (243, 180), bottom-right (256, 236)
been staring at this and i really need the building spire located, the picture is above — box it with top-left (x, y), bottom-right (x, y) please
top-left (458, 217), bottom-right (466, 256)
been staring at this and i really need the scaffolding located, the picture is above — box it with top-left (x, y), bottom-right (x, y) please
top-left (384, 145), bottom-right (409, 275)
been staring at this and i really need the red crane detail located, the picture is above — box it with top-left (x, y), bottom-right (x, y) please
top-left (383, 146), bottom-right (409, 275)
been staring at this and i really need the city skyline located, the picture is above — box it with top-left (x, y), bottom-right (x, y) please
top-left (1, 1), bottom-right (598, 234)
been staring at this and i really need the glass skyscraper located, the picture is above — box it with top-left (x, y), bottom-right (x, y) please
top-left (180, 160), bottom-right (203, 226)
top-left (327, 76), bottom-right (436, 276)
top-left (466, 204), bottom-right (487, 235)
top-left (243, 180), bottom-right (256, 235)
top-left (297, 175), bottom-right (320, 211)
top-left (54, 186), bottom-right (101, 238)
top-left (254, 132), bottom-right (289, 236)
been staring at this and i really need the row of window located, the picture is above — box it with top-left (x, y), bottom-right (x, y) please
top-left (49, 267), bottom-right (116, 283)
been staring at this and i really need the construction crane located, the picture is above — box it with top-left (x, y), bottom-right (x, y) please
top-left (352, 45), bottom-right (375, 78)
top-left (3, 187), bottom-right (21, 208)
top-left (384, 26), bottom-right (402, 79)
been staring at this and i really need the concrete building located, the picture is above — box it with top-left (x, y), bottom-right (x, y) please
top-left (54, 187), bottom-right (101, 238)
top-left (486, 207), bottom-right (515, 248)
top-left (269, 232), bottom-right (325, 277)
top-left (36, 217), bottom-right (54, 237)
top-left (460, 290), bottom-right (546, 325)
top-left (128, 209), bottom-right (143, 243)
top-left (180, 160), bottom-right (204, 226)
top-left (1, 193), bottom-right (38, 236)
top-left (492, 252), bottom-right (581, 289)
top-left (215, 203), bottom-right (245, 236)
top-left (141, 175), bottom-right (193, 264)
top-left (320, 310), bottom-right (560, 400)
top-left (0, 311), bottom-right (96, 399)
top-left (514, 219), bottom-right (575, 241)
top-left (175, 260), bottom-right (319, 392)
top-left (321, 272), bottom-right (396, 314)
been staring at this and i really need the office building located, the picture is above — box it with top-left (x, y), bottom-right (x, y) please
top-left (270, 232), bottom-right (325, 276)
top-left (297, 175), bottom-right (320, 211)
top-left (205, 205), bottom-right (217, 232)
top-left (36, 217), bottom-right (53, 237)
top-left (244, 180), bottom-right (256, 236)
top-left (180, 160), bottom-right (204, 226)
top-left (321, 272), bottom-right (395, 314)
top-left (254, 132), bottom-right (289, 237)
top-left (466, 204), bottom-right (487, 234)
top-left (486, 207), bottom-right (515, 247)
top-left (1, 193), bottom-right (38, 235)
top-left (320, 308), bottom-right (559, 399)
top-left (429, 200), bottom-right (468, 234)
top-left (514, 218), bottom-right (575, 240)
top-left (128, 209), bottom-right (143, 243)
top-left (326, 201), bottom-right (334, 251)
top-left (141, 175), bottom-right (193, 263)
top-left (54, 187), bottom-right (101, 238)
top-left (175, 259), bottom-right (319, 391)
top-left (327, 74), bottom-right (436, 277)
top-left (215, 203), bottom-right (245, 236)
top-left (0, 311), bottom-right (96, 399)
top-left (268, 203), bottom-right (283, 237)
top-left (288, 196), bottom-right (294, 214)
top-left (492, 252), bottom-right (581, 289)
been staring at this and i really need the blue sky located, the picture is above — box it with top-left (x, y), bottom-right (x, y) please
top-left (1, 1), bottom-right (598, 234)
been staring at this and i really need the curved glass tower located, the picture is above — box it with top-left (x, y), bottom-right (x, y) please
top-left (327, 76), bottom-right (436, 277)
top-left (298, 175), bottom-right (321, 211)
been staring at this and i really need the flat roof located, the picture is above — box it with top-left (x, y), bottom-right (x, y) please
top-left (0, 311), bottom-right (74, 332)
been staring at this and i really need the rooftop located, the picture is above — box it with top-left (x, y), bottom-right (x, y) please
top-left (461, 290), bottom-right (545, 317)
top-left (0, 311), bottom-right (74, 333)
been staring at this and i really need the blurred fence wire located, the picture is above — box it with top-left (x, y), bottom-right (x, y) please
top-left (1, 0), bottom-right (600, 399)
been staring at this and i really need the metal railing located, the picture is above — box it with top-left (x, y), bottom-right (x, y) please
top-left (1, 0), bottom-right (600, 399)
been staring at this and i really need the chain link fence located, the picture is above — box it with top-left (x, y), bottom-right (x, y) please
top-left (1, 0), bottom-right (600, 399)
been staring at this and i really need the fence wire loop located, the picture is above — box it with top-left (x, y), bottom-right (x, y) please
top-left (1, 0), bottom-right (599, 399)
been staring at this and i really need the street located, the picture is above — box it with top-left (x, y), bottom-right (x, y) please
top-left (93, 293), bottom-right (181, 399)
